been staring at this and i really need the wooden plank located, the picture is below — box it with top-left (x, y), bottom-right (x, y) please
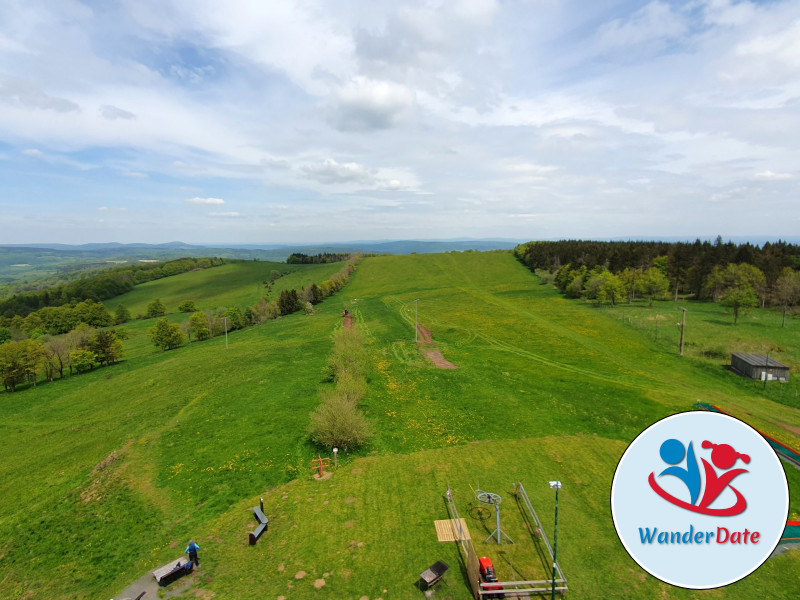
top-left (434, 518), bottom-right (471, 542)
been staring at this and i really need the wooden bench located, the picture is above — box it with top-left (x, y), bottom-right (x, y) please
top-left (152, 557), bottom-right (192, 586)
top-left (419, 560), bottom-right (449, 590)
top-left (249, 505), bottom-right (269, 545)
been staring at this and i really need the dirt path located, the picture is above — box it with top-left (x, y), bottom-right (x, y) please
top-left (343, 314), bottom-right (353, 329)
top-left (416, 325), bottom-right (458, 369)
top-left (416, 324), bottom-right (433, 344)
top-left (423, 348), bottom-right (458, 369)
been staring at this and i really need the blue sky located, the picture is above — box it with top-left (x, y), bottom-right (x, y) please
top-left (1, 0), bottom-right (799, 245)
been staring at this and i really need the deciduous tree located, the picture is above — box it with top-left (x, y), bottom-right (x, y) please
top-left (189, 312), bottom-right (211, 341)
top-left (773, 268), bottom-right (800, 328)
top-left (149, 318), bottom-right (184, 350)
top-left (115, 304), bottom-right (131, 324)
top-left (69, 349), bottom-right (97, 373)
top-left (146, 298), bottom-right (166, 318)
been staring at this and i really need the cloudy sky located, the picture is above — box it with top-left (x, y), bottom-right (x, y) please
top-left (1, 0), bottom-right (799, 245)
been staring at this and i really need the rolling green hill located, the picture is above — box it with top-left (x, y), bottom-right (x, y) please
top-left (104, 259), bottom-right (341, 317)
top-left (1, 251), bottom-right (798, 599)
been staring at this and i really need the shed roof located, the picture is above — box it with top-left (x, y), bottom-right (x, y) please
top-left (731, 353), bottom-right (789, 369)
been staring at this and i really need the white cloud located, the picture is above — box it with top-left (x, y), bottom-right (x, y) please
top-left (302, 159), bottom-right (374, 185)
top-left (99, 105), bottom-right (136, 120)
top-left (208, 211), bottom-right (240, 217)
top-left (0, 80), bottom-right (80, 113)
top-left (2, 0), bottom-right (800, 243)
top-left (185, 197), bottom-right (225, 205)
top-left (754, 170), bottom-right (793, 181)
top-left (328, 77), bottom-right (415, 131)
top-left (98, 206), bottom-right (108, 211)
top-left (503, 163), bottom-right (560, 175)
top-left (596, 1), bottom-right (688, 50)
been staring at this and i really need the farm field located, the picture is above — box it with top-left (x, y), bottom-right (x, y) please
top-left (0, 251), bottom-right (798, 599)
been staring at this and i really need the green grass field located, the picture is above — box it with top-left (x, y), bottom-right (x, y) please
top-left (1, 251), bottom-right (798, 599)
top-left (103, 258), bottom-right (341, 318)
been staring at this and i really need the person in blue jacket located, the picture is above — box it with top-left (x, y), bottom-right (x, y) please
top-left (185, 540), bottom-right (200, 566)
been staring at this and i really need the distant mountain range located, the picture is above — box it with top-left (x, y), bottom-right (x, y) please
top-left (0, 239), bottom-right (522, 291)
top-left (2, 238), bottom-right (523, 258)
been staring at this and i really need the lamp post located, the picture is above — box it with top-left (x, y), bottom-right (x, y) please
top-left (414, 299), bottom-right (419, 343)
top-left (679, 307), bottom-right (686, 356)
top-left (223, 316), bottom-right (229, 350)
top-left (333, 447), bottom-right (338, 468)
top-left (549, 480), bottom-right (562, 600)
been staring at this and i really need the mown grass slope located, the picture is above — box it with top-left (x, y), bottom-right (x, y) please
top-left (104, 258), bottom-right (341, 318)
top-left (1, 251), bottom-right (798, 599)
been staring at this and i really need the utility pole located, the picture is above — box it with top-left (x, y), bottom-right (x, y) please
top-left (549, 481), bottom-right (562, 600)
top-left (764, 351), bottom-right (770, 390)
top-left (679, 308), bottom-right (686, 356)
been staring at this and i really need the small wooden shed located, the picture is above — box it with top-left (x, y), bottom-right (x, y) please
top-left (731, 353), bottom-right (790, 382)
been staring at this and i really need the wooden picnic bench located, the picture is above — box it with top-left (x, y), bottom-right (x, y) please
top-left (152, 557), bottom-right (192, 586)
top-left (419, 560), bottom-right (449, 590)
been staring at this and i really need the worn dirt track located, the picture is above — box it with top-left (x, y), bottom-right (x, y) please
top-left (416, 325), bottom-right (458, 369)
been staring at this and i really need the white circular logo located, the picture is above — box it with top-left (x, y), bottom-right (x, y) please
top-left (610, 411), bottom-right (789, 589)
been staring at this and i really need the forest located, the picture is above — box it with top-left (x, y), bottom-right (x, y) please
top-left (514, 238), bottom-right (800, 323)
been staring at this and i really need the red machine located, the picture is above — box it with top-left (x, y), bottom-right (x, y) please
top-left (478, 557), bottom-right (504, 598)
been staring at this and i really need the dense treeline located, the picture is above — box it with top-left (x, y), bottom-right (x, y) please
top-left (286, 252), bottom-right (351, 264)
top-left (0, 325), bottom-right (126, 392)
top-left (0, 257), bottom-right (223, 318)
top-left (515, 239), bottom-right (800, 325)
top-left (514, 238), bottom-right (800, 299)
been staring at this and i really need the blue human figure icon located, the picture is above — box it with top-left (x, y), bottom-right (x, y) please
top-left (658, 438), bottom-right (701, 505)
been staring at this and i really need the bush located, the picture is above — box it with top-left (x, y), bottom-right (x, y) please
top-left (146, 298), bottom-right (166, 318)
top-left (324, 327), bottom-right (369, 381)
top-left (332, 370), bottom-right (367, 405)
top-left (308, 394), bottom-right (372, 451)
top-left (535, 269), bottom-right (555, 285)
top-left (178, 300), bottom-right (197, 313)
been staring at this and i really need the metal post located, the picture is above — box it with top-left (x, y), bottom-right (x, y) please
top-left (679, 308), bottom-right (686, 356)
top-left (333, 447), bottom-right (338, 468)
top-left (223, 317), bottom-right (228, 350)
top-left (764, 351), bottom-right (770, 390)
top-left (549, 481), bottom-right (562, 600)
top-left (260, 497), bottom-right (264, 512)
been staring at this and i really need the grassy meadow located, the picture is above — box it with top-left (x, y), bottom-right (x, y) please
top-left (103, 258), bottom-right (339, 318)
top-left (0, 251), bottom-right (798, 599)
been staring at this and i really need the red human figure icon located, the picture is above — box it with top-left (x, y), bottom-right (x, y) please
top-left (698, 441), bottom-right (750, 512)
